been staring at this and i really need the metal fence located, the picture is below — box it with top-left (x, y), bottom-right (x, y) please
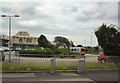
top-left (1, 52), bottom-right (119, 73)
top-left (1, 51), bottom-right (86, 73)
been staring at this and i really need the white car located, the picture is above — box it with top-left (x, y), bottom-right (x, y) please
top-left (15, 47), bottom-right (22, 51)
top-left (4, 47), bottom-right (9, 51)
top-left (0, 46), bottom-right (9, 51)
top-left (0, 46), bottom-right (5, 51)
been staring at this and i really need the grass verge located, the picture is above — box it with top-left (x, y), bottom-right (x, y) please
top-left (2, 62), bottom-right (118, 71)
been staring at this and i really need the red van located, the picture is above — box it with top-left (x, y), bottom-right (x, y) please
top-left (97, 52), bottom-right (112, 63)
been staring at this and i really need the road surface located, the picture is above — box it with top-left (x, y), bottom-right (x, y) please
top-left (1, 70), bottom-right (118, 83)
top-left (2, 52), bottom-right (100, 67)
top-left (3, 51), bottom-right (99, 63)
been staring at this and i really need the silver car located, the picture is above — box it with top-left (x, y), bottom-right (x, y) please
top-left (0, 47), bottom-right (5, 61)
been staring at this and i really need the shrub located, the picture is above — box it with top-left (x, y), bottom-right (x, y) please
top-left (69, 51), bottom-right (80, 55)
top-left (53, 48), bottom-right (70, 55)
top-left (60, 55), bottom-right (65, 58)
top-left (70, 55), bottom-right (75, 58)
top-left (19, 48), bottom-right (81, 56)
top-left (19, 48), bottom-right (53, 54)
top-left (44, 48), bottom-right (53, 54)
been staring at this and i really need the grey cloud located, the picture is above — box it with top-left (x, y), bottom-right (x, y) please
top-left (76, 2), bottom-right (117, 22)
top-left (1, 1), bottom-right (118, 46)
top-left (1, 2), bottom-right (51, 21)
top-left (96, 2), bottom-right (106, 7)
top-left (21, 5), bottom-right (36, 16)
top-left (1, 7), bottom-right (13, 13)
top-left (62, 5), bottom-right (79, 13)
top-left (19, 4), bottom-right (52, 20)
top-left (70, 6), bottom-right (78, 12)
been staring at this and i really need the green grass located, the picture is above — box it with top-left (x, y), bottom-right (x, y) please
top-left (86, 51), bottom-right (99, 55)
top-left (85, 63), bottom-right (118, 70)
top-left (2, 65), bottom-right (51, 71)
top-left (2, 62), bottom-right (118, 71)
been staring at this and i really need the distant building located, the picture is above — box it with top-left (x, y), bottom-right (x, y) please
top-left (1, 31), bottom-right (38, 49)
top-left (0, 35), bottom-right (9, 46)
top-left (0, 36), bottom-right (2, 46)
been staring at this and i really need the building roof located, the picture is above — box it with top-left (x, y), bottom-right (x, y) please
top-left (15, 31), bottom-right (30, 37)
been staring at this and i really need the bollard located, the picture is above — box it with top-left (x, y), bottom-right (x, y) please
top-left (77, 60), bottom-right (85, 74)
top-left (51, 58), bottom-right (56, 74)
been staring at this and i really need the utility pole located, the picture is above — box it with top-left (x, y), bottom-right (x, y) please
top-left (91, 32), bottom-right (93, 47)
top-left (1, 15), bottom-right (19, 62)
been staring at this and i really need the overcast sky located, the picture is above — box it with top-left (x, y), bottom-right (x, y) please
top-left (0, 0), bottom-right (118, 46)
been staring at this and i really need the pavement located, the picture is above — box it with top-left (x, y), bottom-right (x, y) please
top-left (0, 70), bottom-right (119, 83)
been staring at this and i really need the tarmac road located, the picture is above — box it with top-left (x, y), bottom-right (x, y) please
top-left (3, 51), bottom-right (99, 63)
top-left (1, 70), bottom-right (119, 83)
top-left (3, 53), bottom-right (99, 68)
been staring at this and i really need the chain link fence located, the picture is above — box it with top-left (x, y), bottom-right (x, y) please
top-left (1, 51), bottom-right (119, 73)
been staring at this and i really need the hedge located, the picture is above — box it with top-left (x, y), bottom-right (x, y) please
top-left (19, 48), bottom-right (80, 56)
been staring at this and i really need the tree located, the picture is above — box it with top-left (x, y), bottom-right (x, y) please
top-left (77, 44), bottom-right (83, 47)
top-left (54, 36), bottom-right (70, 49)
top-left (95, 23), bottom-right (120, 56)
top-left (69, 40), bottom-right (75, 47)
top-left (38, 34), bottom-right (51, 48)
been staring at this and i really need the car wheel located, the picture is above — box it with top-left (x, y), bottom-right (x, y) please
top-left (100, 59), bottom-right (106, 63)
top-left (2, 56), bottom-right (5, 61)
top-left (2, 58), bottom-right (4, 61)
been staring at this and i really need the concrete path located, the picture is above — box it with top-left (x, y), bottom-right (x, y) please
top-left (1, 70), bottom-right (119, 83)
top-left (1, 73), bottom-right (36, 77)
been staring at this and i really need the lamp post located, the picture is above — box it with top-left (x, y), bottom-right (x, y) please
top-left (91, 32), bottom-right (93, 47)
top-left (1, 15), bottom-right (19, 62)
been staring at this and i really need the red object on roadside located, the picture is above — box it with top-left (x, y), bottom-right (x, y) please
top-left (98, 52), bottom-right (112, 63)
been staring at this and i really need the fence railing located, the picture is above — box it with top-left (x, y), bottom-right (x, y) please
top-left (1, 52), bottom-right (119, 73)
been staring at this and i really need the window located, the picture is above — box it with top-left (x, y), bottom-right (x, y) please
top-left (26, 38), bottom-right (29, 42)
top-left (74, 49), bottom-right (76, 51)
top-left (26, 38), bottom-right (32, 42)
top-left (81, 49), bottom-right (85, 51)
top-left (19, 38), bottom-right (23, 42)
top-left (29, 38), bottom-right (32, 42)
top-left (71, 49), bottom-right (74, 51)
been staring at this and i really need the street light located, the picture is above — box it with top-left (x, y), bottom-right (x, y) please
top-left (91, 32), bottom-right (93, 47)
top-left (1, 15), bottom-right (19, 62)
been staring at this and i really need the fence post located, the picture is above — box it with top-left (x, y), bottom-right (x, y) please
top-left (1, 51), bottom-right (4, 61)
top-left (77, 60), bottom-right (85, 74)
top-left (17, 52), bottom-right (20, 73)
top-left (51, 58), bottom-right (56, 74)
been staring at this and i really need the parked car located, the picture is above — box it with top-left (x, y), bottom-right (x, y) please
top-left (4, 47), bottom-right (9, 51)
top-left (0, 46), bottom-right (5, 51)
top-left (0, 46), bottom-right (9, 51)
top-left (0, 53), bottom-right (5, 61)
top-left (0, 47), bottom-right (5, 61)
top-left (97, 52), bottom-right (112, 63)
top-left (15, 47), bottom-right (22, 51)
